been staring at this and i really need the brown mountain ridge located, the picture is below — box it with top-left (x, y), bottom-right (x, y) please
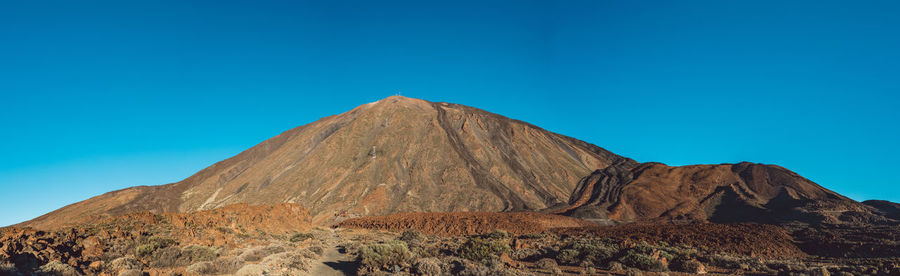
top-left (17, 96), bottom-right (896, 229)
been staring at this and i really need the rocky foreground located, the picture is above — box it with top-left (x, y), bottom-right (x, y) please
top-left (3, 203), bottom-right (900, 275)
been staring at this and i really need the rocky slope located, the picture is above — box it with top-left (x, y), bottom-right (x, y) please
top-left (20, 96), bottom-right (634, 228)
top-left (559, 162), bottom-right (894, 226)
top-left (1, 203), bottom-right (311, 275)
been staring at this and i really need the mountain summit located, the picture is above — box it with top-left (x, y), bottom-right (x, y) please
top-left (22, 96), bottom-right (634, 228)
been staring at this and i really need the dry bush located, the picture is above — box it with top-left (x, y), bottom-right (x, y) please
top-left (358, 240), bottom-right (414, 270)
top-left (212, 256), bottom-right (244, 274)
top-left (536, 258), bottom-right (558, 270)
top-left (106, 256), bottom-right (142, 274)
top-left (235, 264), bottom-right (265, 276)
top-left (184, 255), bottom-right (245, 275)
top-left (413, 257), bottom-right (442, 275)
top-left (185, 261), bottom-right (215, 275)
top-left (0, 262), bottom-right (18, 275)
top-left (618, 251), bottom-right (666, 272)
top-left (36, 260), bottom-right (82, 276)
top-left (239, 244), bottom-right (286, 262)
top-left (149, 245), bottom-right (220, 268)
top-left (117, 269), bottom-right (143, 276)
top-left (669, 256), bottom-right (705, 273)
top-left (235, 249), bottom-right (314, 275)
top-left (289, 232), bottom-right (314, 243)
top-left (399, 230), bottom-right (426, 249)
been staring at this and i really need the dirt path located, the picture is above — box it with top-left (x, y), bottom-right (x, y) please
top-left (307, 230), bottom-right (357, 276)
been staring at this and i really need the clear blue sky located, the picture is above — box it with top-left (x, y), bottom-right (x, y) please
top-left (1, 1), bottom-right (898, 226)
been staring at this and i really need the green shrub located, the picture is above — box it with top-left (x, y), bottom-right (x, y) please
top-left (618, 251), bottom-right (666, 272)
top-left (555, 249), bottom-right (580, 265)
top-left (556, 238), bottom-right (618, 266)
top-left (484, 230), bottom-right (509, 239)
top-left (457, 237), bottom-right (510, 261)
top-left (358, 240), bottom-right (413, 270)
top-left (148, 236), bottom-right (177, 248)
top-left (703, 254), bottom-right (744, 269)
top-left (658, 250), bottom-right (673, 262)
top-left (182, 245), bottom-right (219, 262)
top-left (136, 236), bottom-right (177, 256)
top-left (629, 243), bottom-right (655, 255)
top-left (136, 244), bottom-right (156, 257)
top-left (511, 248), bottom-right (540, 261)
top-left (290, 232), bottom-right (314, 242)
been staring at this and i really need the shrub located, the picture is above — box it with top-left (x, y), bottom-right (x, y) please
top-left (188, 256), bottom-right (245, 275)
top-left (618, 251), bottom-right (666, 272)
top-left (555, 249), bottom-right (580, 265)
top-left (239, 244), bottom-right (286, 262)
top-left (625, 267), bottom-right (644, 276)
top-left (150, 247), bottom-right (184, 267)
top-left (149, 245), bottom-right (220, 268)
top-left (36, 260), bottom-right (81, 276)
top-left (0, 262), bottom-right (17, 274)
top-left (106, 256), bottom-right (142, 273)
top-left (556, 238), bottom-right (618, 266)
top-left (181, 245), bottom-right (219, 262)
top-left (135, 236), bottom-right (177, 257)
top-left (519, 233), bottom-right (545, 239)
top-left (211, 256), bottom-right (244, 274)
top-left (703, 254), bottom-right (747, 270)
top-left (235, 264), bottom-right (265, 276)
top-left (186, 261), bottom-right (215, 275)
top-left (511, 248), bottom-right (541, 261)
top-left (536, 258), bottom-right (558, 270)
top-left (117, 269), bottom-right (143, 276)
top-left (290, 232), bottom-right (315, 243)
top-left (135, 244), bottom-right (156, 257)
top-left (358, 240), bottom-right (414, 270)
top-left (607, 261), bottom-right (625, 272)
top-left (399, 230), bottom-right (426, 248)
top-left (239, 250), bottom-right (315, 275)
top-left (484, 230), bottom-right (509, 239)
top-left (148, 236), bottom-right (177, 248)
top-left (669, 256), bottom-right (705, 273)
top-left (413, 257), bottom-right (442, 276)
top-left (457, 237), bottom-right (510, 262)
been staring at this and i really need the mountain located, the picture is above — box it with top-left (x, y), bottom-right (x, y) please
top-left (17, 96), bottom-right (894, 229)
top-left (559, 162), bottom-right (893, 226)
top-left (863, 200), bottom-right (900, 220)
top-left (20, 96), bottom-right (633, 228)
